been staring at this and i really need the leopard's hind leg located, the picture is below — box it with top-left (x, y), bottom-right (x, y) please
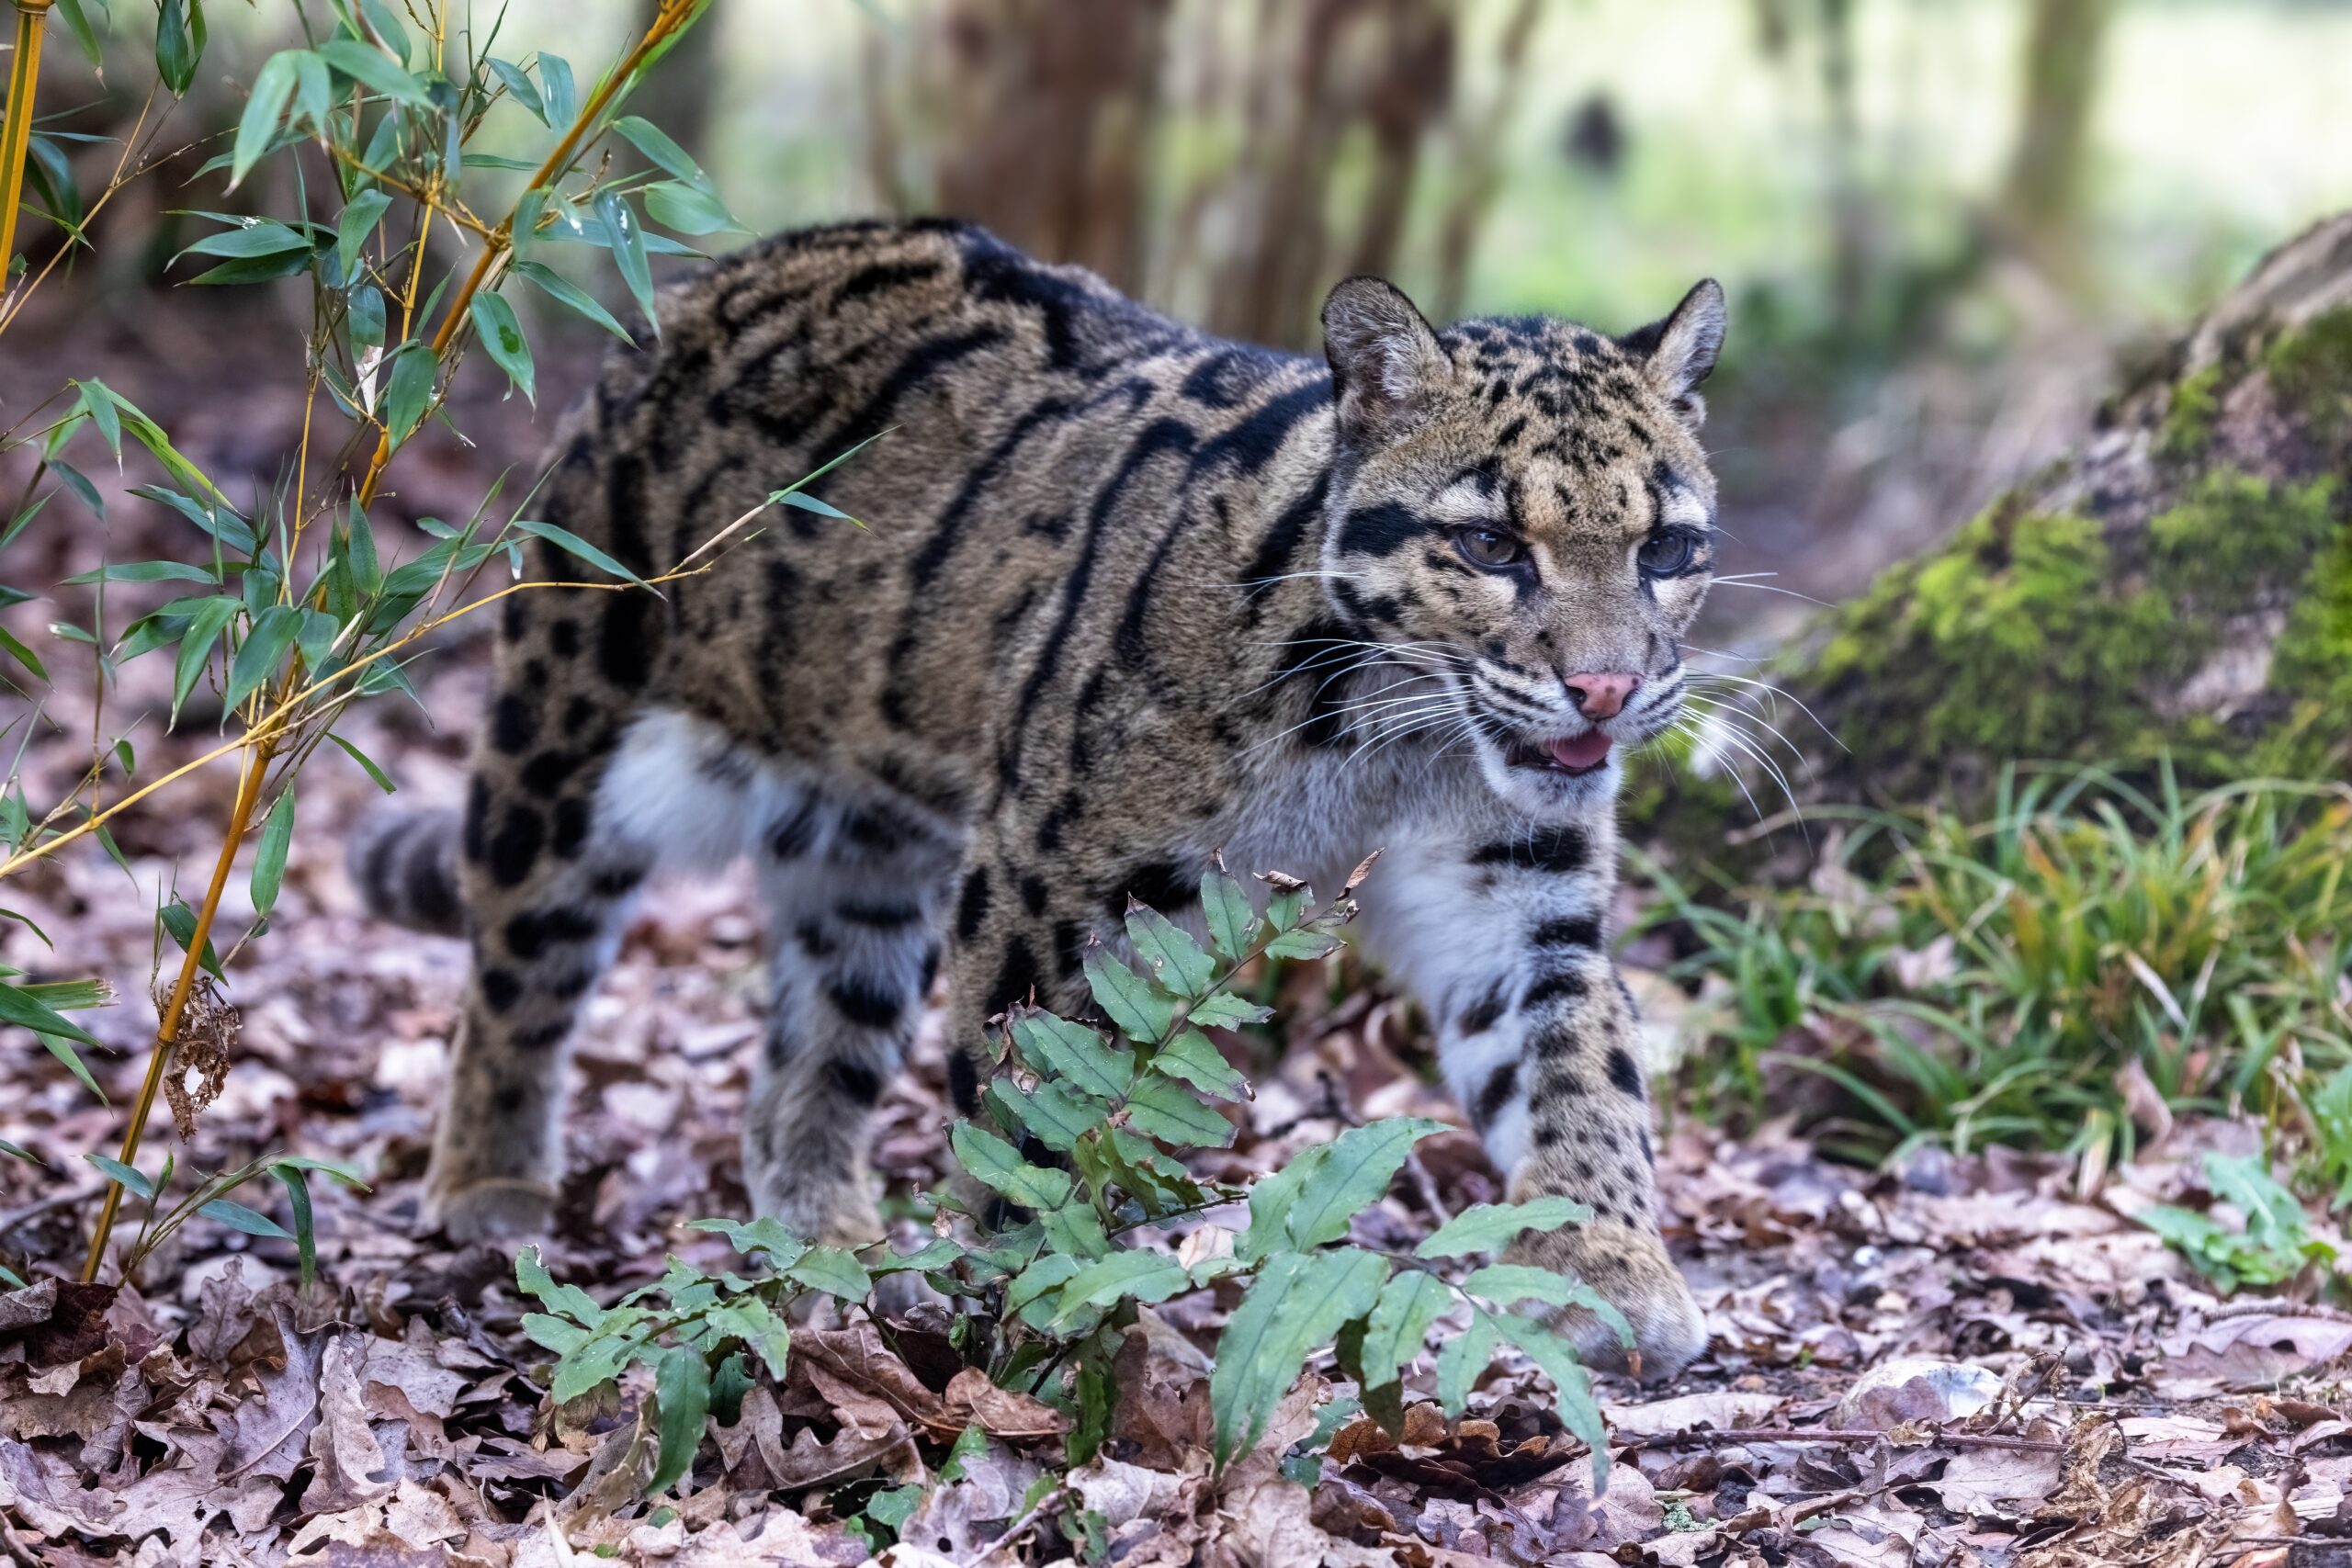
top-left (744, 792), bottom-right (959, 1247)
top-left (408, 658), bottom-right (662, 1241)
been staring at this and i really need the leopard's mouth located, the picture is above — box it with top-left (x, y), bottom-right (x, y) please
top-left (1504, 729), bottom-right (1614, 778)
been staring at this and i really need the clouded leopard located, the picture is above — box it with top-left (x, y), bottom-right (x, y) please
top-left (352, 217), bottom-right (1726, 1377)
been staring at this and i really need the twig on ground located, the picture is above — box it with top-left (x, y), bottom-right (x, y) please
top-left (0, 1185), bottom-right (101, 1237)
top-left (1620, 1426), bottom-right (2065, 1454)
top-left (2200, 1300), bottom-right (2352, 1325)
top-left (1405, 1150), bottom-right (1453, 1225)
top-left (965, 1491), bottom-right (1065, 1565)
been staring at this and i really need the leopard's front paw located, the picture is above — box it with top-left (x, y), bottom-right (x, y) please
top-left (1505, 1220), bottom-right (1707, 1382)
top-left (427, 1177), bottom-right (560, 1244)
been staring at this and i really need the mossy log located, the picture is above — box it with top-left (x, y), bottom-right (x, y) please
top-left (1690, 211), bottom-right (2352, 835)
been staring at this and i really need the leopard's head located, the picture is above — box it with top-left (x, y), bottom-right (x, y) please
top-left (1316, 276), bottom-right (1724, 818)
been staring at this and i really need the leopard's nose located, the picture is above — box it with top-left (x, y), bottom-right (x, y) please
top-left (1563, 671), bottom-right (1641, 719)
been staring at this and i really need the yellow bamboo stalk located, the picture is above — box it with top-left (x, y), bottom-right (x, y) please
top-left (79, 740), bottom-right (274, 1282)
top-left (74, 0), bottom-right (709, 1281)
top-left (1, 0), bottom-right (55, 288)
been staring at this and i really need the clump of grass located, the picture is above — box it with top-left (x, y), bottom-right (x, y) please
top-left (1638, 762), bottom-right (2352, 1174)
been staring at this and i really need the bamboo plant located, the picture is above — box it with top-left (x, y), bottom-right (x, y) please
top-left (0, 0), bottom-right (751, 1284)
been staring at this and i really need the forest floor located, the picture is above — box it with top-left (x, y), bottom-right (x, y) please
top-left (7, 291), bottom-right (2352, 1568)
top-left (5, 649), bottom-right (2352, 1568)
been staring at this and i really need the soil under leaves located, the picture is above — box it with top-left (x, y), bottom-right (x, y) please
top-left (4, 649), bottom-right (2351, 1568)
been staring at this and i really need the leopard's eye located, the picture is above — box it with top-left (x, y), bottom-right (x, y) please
top-left (1637, 528), bottom-right (1699, 577)
top-left (1455, 526), bottom-right (1524, 570)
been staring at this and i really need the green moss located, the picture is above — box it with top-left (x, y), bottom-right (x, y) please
top-left (2148, 469), bottom-right (2340, 609)
top-left (2264, 307), bottom-right (2352, 446)
top-left (2266, 524), bottom-right (2352, 777)
top-left (1812, 507), bottom-right (2187, 765)
top-left (2157, 365), bottom-right (2222, 459)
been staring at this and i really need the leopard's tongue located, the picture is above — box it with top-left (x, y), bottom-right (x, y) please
top-left (1546, 731), bottom-right (1613, 771)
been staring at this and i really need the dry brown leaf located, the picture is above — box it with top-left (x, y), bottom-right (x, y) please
top-left (894, 1439), bottom-right (1044, 1561)
top-left (794, 1325), bottom-right (955, 1439)
top-left (1604, 1390), bottom-right (1784, 1438)
top-left (2161, 1312), bottom-right (2352, 1397)
top-left (763, 1419), bottom-right (912, 1490)
top-left (303, 1332), bottom-right (399, 1513)
top-left (940, 1365), bottom-right (1069, 1439)
top-left (1108, 1314), bottom-right (1214, 1468)
top-left (1924, 1445), bottom-right (2068, 1520)
top-left (225, 1301), bottom-right (331, 1483)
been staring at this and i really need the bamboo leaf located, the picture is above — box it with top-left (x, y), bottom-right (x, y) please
top-left (74, 379), bottom-right (122, 460)
top-left (249, 786), bottom-right (296, 917)
top-left (159, 899), bottom-right (224, 980)
top-left (224, 603), bottom-right (301, 715)
top-left (510, 517), bottom-right (644, 585)
top-left (174, 220), bottom-right (313, 263)
top-left (383, 344), bottom-right (437, 449)
top-left (273, 1164), bottom-right (317, 1287)
top-left (85, 1154), bottom-right (157, 1199)
top-left (170, 595), bottom-right (243, 724)
top-left (328, 733), bottom-right (398, 793)
top-left (511, 259), bottom-right (635, 345)
top-left (488, 57), bottom-right (547, 123)
top-left (0, 980), bottom-right (101, 1047)
top-left (0, 626), bottom-right (46, 684)
top-left (642, 179), bottom-right (743, 237)
top-left (154, 0), bottom-right (206, 96)
top-left (335, 188), bottom-right (395, 284)
top-left (469, 292), bottom-right (536, 404)
top-left (611, 114), bottom-right (710, 186)
top-left (198, 1196), bottom-right (294, 1240)
top-left (316, 37), bottom-right (435, 107)
top-left (61, 559), bottom-right (218, 586)
top-left (232, 51), bottom-right (302, 189)
top-left (594, 188), bottom-right (656, 336)
top-left (536, 51), bottom-right (576, 124)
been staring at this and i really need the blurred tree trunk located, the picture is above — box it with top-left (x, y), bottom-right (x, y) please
top-left (925, 0), bottom-right (1170, 297)
top-left (1206, 0), bottom-right (1458, 346)
top-left (628, 0), bottom-right (717, 164)
top-left (1429, 0), bottom-right (1540, 322)
top-left (1998, 0), bottom-right (2114, 277)
top-left (859, 0), bottom-right (1531, 344)
top-left (1681, 212), bottom-right (2352, 836)
top-left (1817, 0), bottom-right (1871, 327)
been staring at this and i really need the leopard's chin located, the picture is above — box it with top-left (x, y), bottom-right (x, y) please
top-left (1475, 735), bottom-right (1623, 817)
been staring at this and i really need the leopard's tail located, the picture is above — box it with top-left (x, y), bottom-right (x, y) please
top-left (345, 808), bottom-right (466, 936)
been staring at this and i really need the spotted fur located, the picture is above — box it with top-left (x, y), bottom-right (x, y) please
top-left (352, 218), bottom-right (1727, 1377)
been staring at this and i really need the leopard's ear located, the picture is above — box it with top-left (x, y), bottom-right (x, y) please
top-left (1322, 276), bottom-right (1446, 445)
top-left (1619, 279), bottom-right (1725, 431)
